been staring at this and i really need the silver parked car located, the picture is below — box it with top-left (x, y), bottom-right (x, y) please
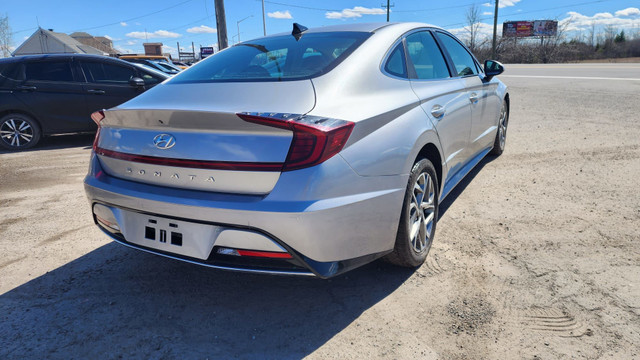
top-left (84, 22), bottom-right (509, 278)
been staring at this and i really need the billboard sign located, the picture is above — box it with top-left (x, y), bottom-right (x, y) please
top-left (503, 20), bottom-right (558, 37)
top-left (516, 21), bottom-right (533, 37)
top-left (533, 20), bottom-right (558, 36)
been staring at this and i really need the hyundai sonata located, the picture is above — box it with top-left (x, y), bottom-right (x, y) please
top-left (84, 22), bottom-right (509, 278)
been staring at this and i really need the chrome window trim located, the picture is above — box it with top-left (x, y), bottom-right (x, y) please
top-left (381, 27), bottom-right (465, 83)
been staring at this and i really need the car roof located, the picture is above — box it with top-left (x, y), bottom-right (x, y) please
top-left (265, 22), bottom-right (444, 37)
top-left (0, 53), bottom-right (129, 64)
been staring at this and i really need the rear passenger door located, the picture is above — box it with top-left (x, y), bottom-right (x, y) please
top-left (79, 60), bottom-right (143, 114)
top-left (405, 30), bottom-right (472, 184)
top-left (435, 31), bottom-right (495, 157)
top-left (13, 59), bottom-right (90, 133)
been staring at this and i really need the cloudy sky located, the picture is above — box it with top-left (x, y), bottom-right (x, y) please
top-left (5, 0), bottom-right (640, 56)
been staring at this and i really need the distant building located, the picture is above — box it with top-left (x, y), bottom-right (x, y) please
top-left (70, 32), bottom-right (118, 55)
top-left (143, 43), bottom-right (163, 56)
top-left (13, 28), bottom-right (105, 56)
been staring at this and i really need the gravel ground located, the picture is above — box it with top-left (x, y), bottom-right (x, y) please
top-left (1, 64), bottom-right (639, 359)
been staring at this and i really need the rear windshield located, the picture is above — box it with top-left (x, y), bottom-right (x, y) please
top-left (169, 32), bottom-right (370, 83)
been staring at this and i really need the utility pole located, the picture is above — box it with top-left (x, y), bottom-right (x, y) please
top-left (261, 0), bottom-right (267, 36)
top-left (237, 15), bottom-right (252, 43)
top-left (492, 0), bottom-right (499, 59)
top-left (214, 0), bottom-right (228, 50)
top-left (381, 1), bottom-right (394, 22)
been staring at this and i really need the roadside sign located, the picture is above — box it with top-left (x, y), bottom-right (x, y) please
top-left (503, 20), bottom-right (557, 37)
top-left (200, 47), bottom-right (214, 59)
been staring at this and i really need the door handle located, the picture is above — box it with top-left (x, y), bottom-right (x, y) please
top-left (87, 89), bottom-right (105, 95)
top-left (431, 105), bottom-right (445, 119)
top-left (469, 92), bottom-right (479, 103)
top-left (17, 85), bottom-right (37, 92)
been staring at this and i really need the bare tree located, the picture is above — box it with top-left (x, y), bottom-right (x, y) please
top-left (587, 21), bottom-right (596, 47)
top-left (0, 14), bottom-right (12, 58)
top-left (465, 4), bottom-right (481, 53)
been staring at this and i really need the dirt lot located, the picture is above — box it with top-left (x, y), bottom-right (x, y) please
top-left (1, 64), bottom-right (639, 359)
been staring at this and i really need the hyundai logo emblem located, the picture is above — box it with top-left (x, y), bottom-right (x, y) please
top-left (153, 134), bottom-right (176, 149)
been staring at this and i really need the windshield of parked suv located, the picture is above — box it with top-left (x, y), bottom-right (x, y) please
top-left (169, 32), bottom-right (370, 83)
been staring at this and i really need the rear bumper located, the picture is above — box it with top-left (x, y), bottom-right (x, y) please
top-left (84, 152), bottom-right (408, 278)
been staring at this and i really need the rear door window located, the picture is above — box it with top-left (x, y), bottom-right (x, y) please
top-left (170, 32), bottom-right (370, 83)
top-left (435, 32), bottom-right (479, 77)
top-left (25, 60), bottom-right (74, 82)
top-left (405, 31), bottom-right (450, 80)
top-left (82, 62), bottom-right (136, 84)
top-left (0, 62), bottom-right (24, 83)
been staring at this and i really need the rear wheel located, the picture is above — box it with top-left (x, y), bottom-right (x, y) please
top-left (490, 99), bottom-right (509, 156)
top-left (385, 158), bottom-right (439, 267)
top-left (0, 113), bottom-right (41, 150)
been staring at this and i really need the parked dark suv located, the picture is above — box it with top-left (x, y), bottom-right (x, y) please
top-left (0, 54), bottom-right (168, 150)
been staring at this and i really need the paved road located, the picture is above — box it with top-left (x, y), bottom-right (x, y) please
top-left (1, 63), bottom-right (639, 359)
top-left (503, 63), bottom-right (640, 79)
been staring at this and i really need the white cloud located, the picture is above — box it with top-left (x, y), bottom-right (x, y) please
top-left (614, 7), bottom-right (640, 17)
top-left (483, 0), bottom-right (521, 8)
top-left (447, 22), bottom-right (495, 43)
top-left (114, 46), bottom-right (133, 54)
top-left (120, 22), bottom-right (128, 27)
top-left (103, 35), bottom-right (113, 40)
top-left (499, 0), bottom-right (521, 8)
top-left (483, 11), bottom-right (493, 16)
top-left (125, 40), bottom-right (137, 45)
top-left (126, 30), bottom-right (181, 39)
top-left (135, 22), bottom-right (142, 26)
top-left (326, 6), bottom-right (386, 20)
top-left (561, 9), bottom-right (640, 32)
top-left (162, 45), bottom-right (179, 58)
top-left (186, 25), bottom-right (217, 34)
top-left (268, 10), bottom-right (292, 19)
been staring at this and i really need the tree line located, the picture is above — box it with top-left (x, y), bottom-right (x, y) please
top-left (464, 5), bottom-right (640, 64)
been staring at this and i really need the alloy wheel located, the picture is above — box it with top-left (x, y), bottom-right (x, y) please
top-left (0, 118), bottom-right (34, 148)
top-left (498, 102), bottom-right (508, 150)
top-left (408, 171), bottom-right (436, 253)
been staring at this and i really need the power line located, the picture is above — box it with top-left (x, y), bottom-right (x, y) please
top-left (69, 0), bottom-right (197, 32)
top-left (394, 2), bottom-right (485, 13)
top-left (260, 0), bottom-right (340, 12)
top-left (441, 0), bottom-right (613, 28)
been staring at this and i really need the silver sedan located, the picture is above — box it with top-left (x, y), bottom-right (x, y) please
top-left (84, 22), bottom-right (509, 278)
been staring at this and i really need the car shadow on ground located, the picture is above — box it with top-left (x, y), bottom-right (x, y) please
top-left (439, 155), bottom-right (496, 219)
top-left (0, 242), bottom-right (414, 359)
top-left (0, 133), bottom-right (94, 154)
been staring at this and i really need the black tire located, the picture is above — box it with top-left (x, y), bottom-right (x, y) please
top-left (490, 98), bottom-right (509, 156)
top-left (385, 158), bottom-right (439, 267)
top-left (0, 113), bottom-right (41, 150)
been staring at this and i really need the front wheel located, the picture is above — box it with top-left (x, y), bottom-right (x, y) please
top-left (385, 158), bottom-right (439, 267)
top-left (490, 99), bottom-right (509, 156)
top-left (0, 113), bottom-right (41, 150)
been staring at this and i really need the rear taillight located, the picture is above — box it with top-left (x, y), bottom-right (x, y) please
top-left (237, 112), bottom-right (354, 171)
top-left (91, 110), bottom-right (105, 125)
top-left (91, 110), bottom-right (105, 152)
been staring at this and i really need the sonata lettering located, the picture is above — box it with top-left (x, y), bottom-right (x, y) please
top-left (124, 168), bottom-right (215, 184)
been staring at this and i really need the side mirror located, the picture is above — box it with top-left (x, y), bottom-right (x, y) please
top-left (129, 77), bottom-right (145, 88)
top-left (483, 60), bottom-right (504, 79)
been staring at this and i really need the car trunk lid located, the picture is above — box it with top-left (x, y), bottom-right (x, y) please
top-left (94, 81), bottom-right (316, 195)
